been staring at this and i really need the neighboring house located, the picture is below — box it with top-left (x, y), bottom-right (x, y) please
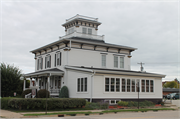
top-left (24, 14), bottom-right (165, 104)
top-left (163, 88), bottom-right (179, 96)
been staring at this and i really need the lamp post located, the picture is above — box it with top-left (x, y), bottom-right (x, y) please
top-left (137, 80), bottom-right (140, 109)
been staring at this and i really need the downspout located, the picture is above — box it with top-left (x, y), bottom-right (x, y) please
top-left (70, 40), bottom-right (71, 49)
top-left (90, 71), bottom-right (95, 103)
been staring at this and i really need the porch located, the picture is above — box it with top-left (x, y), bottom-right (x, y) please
top-left (24, 68), bottom-right (64, 97)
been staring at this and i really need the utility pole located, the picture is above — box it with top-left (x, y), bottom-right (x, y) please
top-left (138, 62), bottom-right (145, 71)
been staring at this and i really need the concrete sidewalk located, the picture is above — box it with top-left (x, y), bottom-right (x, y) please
top-left (0, 109), bottom-right (24, 118)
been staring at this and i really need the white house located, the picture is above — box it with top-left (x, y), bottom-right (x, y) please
top-left (24, 14), bottom-right (165, 104)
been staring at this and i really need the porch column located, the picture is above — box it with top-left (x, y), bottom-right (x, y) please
top-left (23, 78), bottom-right (26, 91)
top-left (47, 76), bottom-right (50, 91)
top-left (30, 78), bottom-right (32, 87)
top-left (38, 78), bottom-right (40, 90)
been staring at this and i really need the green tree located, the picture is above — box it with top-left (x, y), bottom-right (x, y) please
top-left (163, 81), bottom-right (179, 88)
top-left (1, 63), bottom-right (22, 97)
top-left (59, 86), bottom-right (69, 98)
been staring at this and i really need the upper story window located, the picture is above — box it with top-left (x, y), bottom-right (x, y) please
top-left (101, 54), bottom-right (106, 67)
top-left (37, 57), bottom-right (43, 70)
top-left (114, 56), bottom-right (118, 68)
top-left (88, 28), bottom-right (92, 35)
top-left (114, 55), bottom-right (125, 69)
top-left (77, 77), bottom-right (87, 92)
top-left (55, 52), bottom-right (61, 67)
top-left (82, 27), bottom-right (87, 34)
top-left (120, 57), bottom-right (124, 68)
top-left (45, 55), bottom-right (51, 68)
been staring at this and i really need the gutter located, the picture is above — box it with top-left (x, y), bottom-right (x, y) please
top-left (90, 71), bottom-right (95, 102)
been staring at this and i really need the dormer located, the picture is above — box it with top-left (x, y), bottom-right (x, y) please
top-left (62, 14), bottom-right (103, 40)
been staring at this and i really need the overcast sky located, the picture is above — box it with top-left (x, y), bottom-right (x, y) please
top-left (1, 0), bottom-right (179, 81)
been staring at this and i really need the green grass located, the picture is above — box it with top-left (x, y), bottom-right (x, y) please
top-left (23, 108), bottom-right (175, 116)
top-left (10, 107), bottom-right (93, 113)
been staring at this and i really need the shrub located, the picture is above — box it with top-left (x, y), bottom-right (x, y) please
top-left (1, 97), bottom-right (12, 109)
top-left (118, 101), bottom-right (128, 107)
top-left (21, 89), bottom-right (32, 98)
top-left (37, 89), bottom-right (50, 98)
top-left (7, 98), bottom-right (86, 110)
top-left (85, 101), bottom-right (109, 109)
top-left (59, 86), bottom-right (69, 98)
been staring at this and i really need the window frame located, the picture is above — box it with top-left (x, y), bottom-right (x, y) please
top-left (45, 55), bottom-right (51, 69)
top-left (77, 77), bottom-right (88, 93)
top-left (101, 54), bottom-right (106, 68)
top-left (55, 52), bottom-right (61, 67)
top-left (82, 27), bottom-right (87, 34)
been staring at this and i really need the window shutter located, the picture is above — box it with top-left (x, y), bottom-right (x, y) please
top-left (60, 52), bottom-right (61, 66)
top-left (55, 54), bottom-right (56, 67)
top-left (37, 59), bottom-right (39, 70)
top-left (45, 57), bottom-right (47, 69)
top-left (41, 58), bottom-right (43, 69)
top-left (49, 55), bottom-right (51, 68)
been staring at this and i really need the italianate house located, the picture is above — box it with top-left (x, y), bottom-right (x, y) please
top-left (24, 14), bottom-right (165, 104)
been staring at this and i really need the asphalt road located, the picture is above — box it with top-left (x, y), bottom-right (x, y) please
top-left (8, 110), bottom-right (180, 119)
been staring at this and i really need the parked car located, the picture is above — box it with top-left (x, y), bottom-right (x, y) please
top-left (167, 93), bottom-right (176, 99)
top-left (173, 93), bottom-right (179, 100)
top-left (163, 95), bottom-right (167, 99)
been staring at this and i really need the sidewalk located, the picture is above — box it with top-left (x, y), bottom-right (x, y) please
top-left (0, 109), bottom-right (24, 118)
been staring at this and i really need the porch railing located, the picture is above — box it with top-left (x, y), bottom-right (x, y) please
top-left (25, 93), bottom-right (32, 98)
top-left (50, 89), bottom-right (60, 94)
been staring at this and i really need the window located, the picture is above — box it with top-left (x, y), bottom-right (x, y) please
top-left (77, 77), bottom-right (87, 92)
top-left (116, 78), bottom-right (120, 92)
top-left (146, 80), bottom-right (149, 92)
top-left (132, 79), bottom-right (135, 92)
top-left (45, 55), bottom-right (51, 68)
top-left (55, 52), bottom-right (61, 67)
top-left (141, 80), bottom-right (145, 92)
top-left (102, 55), bottom-right (106, 67)
top-left (105, 77), bottom-right (120, 92)
top-left (122, 78), bottom-right (126, 92)
top-left (88, 28), bottom-right (92, 35)
top-left (127, 79), bottom-right (131, 92)
top-left (111, 78), bottom-right (115, 92)
top-left (120, 57), bottom-right (124, 68)
top-left (37, 57), bottom-right (43, 70)
top-left (105, 78), bottom-right (109, 92)
top-left (114, 56), bottom-right (118, 68)
top-left (150, 80), bottom-right (153, 92)
top-left (82, 27), bottom-right (87, 34)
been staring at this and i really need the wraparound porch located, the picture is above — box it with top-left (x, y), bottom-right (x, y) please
top-left (24, 68), bottom-right (64, 97)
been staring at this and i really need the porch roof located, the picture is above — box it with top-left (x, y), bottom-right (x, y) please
top-left (24, 68), bottom-right (64, 78)
top-left (65, 66), bottom-right (166, 78)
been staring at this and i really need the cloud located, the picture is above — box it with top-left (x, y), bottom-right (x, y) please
top-left (1, 1), bottom-right (179, 81)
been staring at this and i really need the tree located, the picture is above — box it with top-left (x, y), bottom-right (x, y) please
top-left (59, 86), bottom-right (69, 98)
top-left (163, 81), bottom-right (179, 88)
top-left (1, 63), bottom-right (22, 97)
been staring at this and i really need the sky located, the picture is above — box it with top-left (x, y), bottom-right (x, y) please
top-left (0, 0), bottom-right (179, 81)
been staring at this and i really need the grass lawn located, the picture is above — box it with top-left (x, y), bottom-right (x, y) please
top-left (23, 108), bottom-right (176, 116)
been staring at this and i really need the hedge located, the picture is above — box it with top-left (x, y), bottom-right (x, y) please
top-left (1, 97), bottom-right (13, 109)
top-left (2, 98), bottom-right (86, 110)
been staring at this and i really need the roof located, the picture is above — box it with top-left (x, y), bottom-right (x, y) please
top-left (24, 68), bottom-right (64, 78)
top-left (65, 66), bottom-right (166, 78)
top-left (163, 88), bottom-right (180, 92)
top-left (31, 37), bottom-right (137, 53)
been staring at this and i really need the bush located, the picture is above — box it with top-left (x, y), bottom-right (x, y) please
top-left (123, 100), bottom-right (154, 107)
top-left (118, 101), bottom-right (129, 106)
top-left (21, 89), bottom-right (32, 98)
top-left (59, 86), bottom-right (69, 98)
top-left (85, 101), bottom-right (109, 109)
top-left (37, 89), bottom-right (50, 98)
top-left (7, 98), bottom-right (86, 110)
top-left (1, 97), bottom-right (12, 109)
